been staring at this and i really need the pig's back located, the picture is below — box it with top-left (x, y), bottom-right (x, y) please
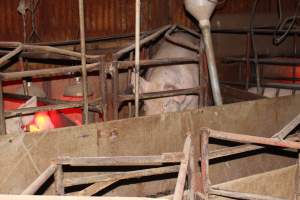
top-left (146, 32), bottom-right (200, 87)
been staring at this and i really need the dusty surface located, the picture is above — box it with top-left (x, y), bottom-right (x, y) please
top-left (0, 95), bottom-right (300, 195)
top-left (213, 165), bottom-right (297, 199)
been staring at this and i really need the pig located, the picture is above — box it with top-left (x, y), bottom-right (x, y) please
top-left (248, 87), bottom-right (300, 98)
top-left (132, 32), bottom-right (202, 116)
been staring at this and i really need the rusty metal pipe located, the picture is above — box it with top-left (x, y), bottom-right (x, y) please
top-left (78, 0), bottom-right (89, 124)
top-left (0, 78), bottom-right (5, 135)
top-left (0, 62), bottom-right (100, 81)
top-left (119, 86), bottom-right (202, 102)
top-left (134, 0), bottom-right (141, 117)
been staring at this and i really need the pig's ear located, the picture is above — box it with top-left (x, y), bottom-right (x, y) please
top-left (131, 74), bottom-right (150, 93)
top-left (164, 84), bottom-right (186, 103)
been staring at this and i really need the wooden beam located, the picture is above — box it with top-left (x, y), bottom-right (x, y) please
top-left (204, 128), bottom-right (300, 150)
top-left (57, 152), bottom-right (184, 166)
top-left (173, 136), bottom-right (191, 200)
top-left (21, 164), bottom-right (57, 195)
top-left (0, 195), bottom-right (168, 200)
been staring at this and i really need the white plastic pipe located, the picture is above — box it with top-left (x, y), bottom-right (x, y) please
top-left (134, 0), bottom-right (141, 117)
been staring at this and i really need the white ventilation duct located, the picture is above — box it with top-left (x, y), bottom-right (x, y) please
top-left (184, 0), bottom-right (223, 106)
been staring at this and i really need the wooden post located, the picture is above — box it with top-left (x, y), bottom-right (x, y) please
top-left (188, 134), bottom-right (201, 200)
top-left (174, 136), bottom-right (192, 200)
top-left (200, 129), bottom-right (210, 200)
top-left (294, 136), bottom-right (300, 200)
top-left (54, 164), bottom-right (64, 195)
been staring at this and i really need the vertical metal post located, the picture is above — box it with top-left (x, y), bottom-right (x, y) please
top-left (19, 57), bottom-right (29, 96)
top-left (78, 0), bottom-right (89, 124)
top-left (198, 43), bottom-right (205, 108)
top-left (128, 52), bottom-right (134, 118)
top-left (200, 129), bottom-right (210, 199)
top-left (54, 164), bottom-right (64, 195)
top-left (292, 33), bottom-right (297, 94)
top-left (245, 33), bottom-right (251, 90)
top-left (134, 0), bottom-right (141, 117)
top-left (99, 62), bottom-right (107, 121)
top-left (0, 77), bottom-right (6, 135)
top-left (112, 63), bottom-right (119, 120)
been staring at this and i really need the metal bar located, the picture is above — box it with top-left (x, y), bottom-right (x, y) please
top-left (119, 87), bottom-right (202, 102)
top-left (56, 152), bottom-right (184, 166)
top-left (222, 81), bottom-right (300, 90)
top-left (5, 102), bottom-right (83, 118)
top-left (0, 57), bottom-right (197, 81)
top-left (23, 44), bottom-right (99, 60)
top-left (0, 62), bottom-right (100, 81)
top-left (263, 76), bottom-right (300, 82)
top-left (3, 93), bottom-right (100, 113)
top-left (113, 25), bottom-right (171, 60)
top-left (32, 29), bottom-right (156, 47)
top-left (78, 0), bottom-right (89, 124)
top-left (224, 56), bottom-right (300, 66)
top-left (99, 63), bottom-right (107, 121)
top-left (128, 52), bottom-right (134, 118)
top-left (5, 98), bottom-right (104, 118)
top-left (21, 164), bottom-right (57, 195)
top-left (18, 57), bottom-right (29, 96)
top-left (245, 33), bottom-right (251, 89)
top-left (204, 128), bottom-right (300, 149)
top-left (0, 50), bottom-right (98, 62)
top-left (0, 78), bottom-right (6, 135)
top-left (212, 27), bottom-right (300, 35)
top-left (174, 135), bottom-right (191, 200)
top-left (134, 0), bottom-right (141, 117)
top-left (112, 63), bottom-right (119, 120)
top-left (118, 57), bottom-right (198, 69)
top-left (209, 188), bottom-right (286, 200)
top-left (198, 47), bottom-right (205, 107)
top-left (200, 130), bottom-right (210, 200)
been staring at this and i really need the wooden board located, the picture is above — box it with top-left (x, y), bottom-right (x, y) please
top-left (0, 95), bottom-right (300, 195)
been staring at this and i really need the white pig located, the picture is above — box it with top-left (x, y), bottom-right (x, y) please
top-left (248, 87), bottom-right (300, 98)
top-left (133, 32), bottom-right (202, 116)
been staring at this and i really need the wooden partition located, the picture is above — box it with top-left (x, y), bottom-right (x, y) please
top-left (0, 95), bottom-right (300, 195)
